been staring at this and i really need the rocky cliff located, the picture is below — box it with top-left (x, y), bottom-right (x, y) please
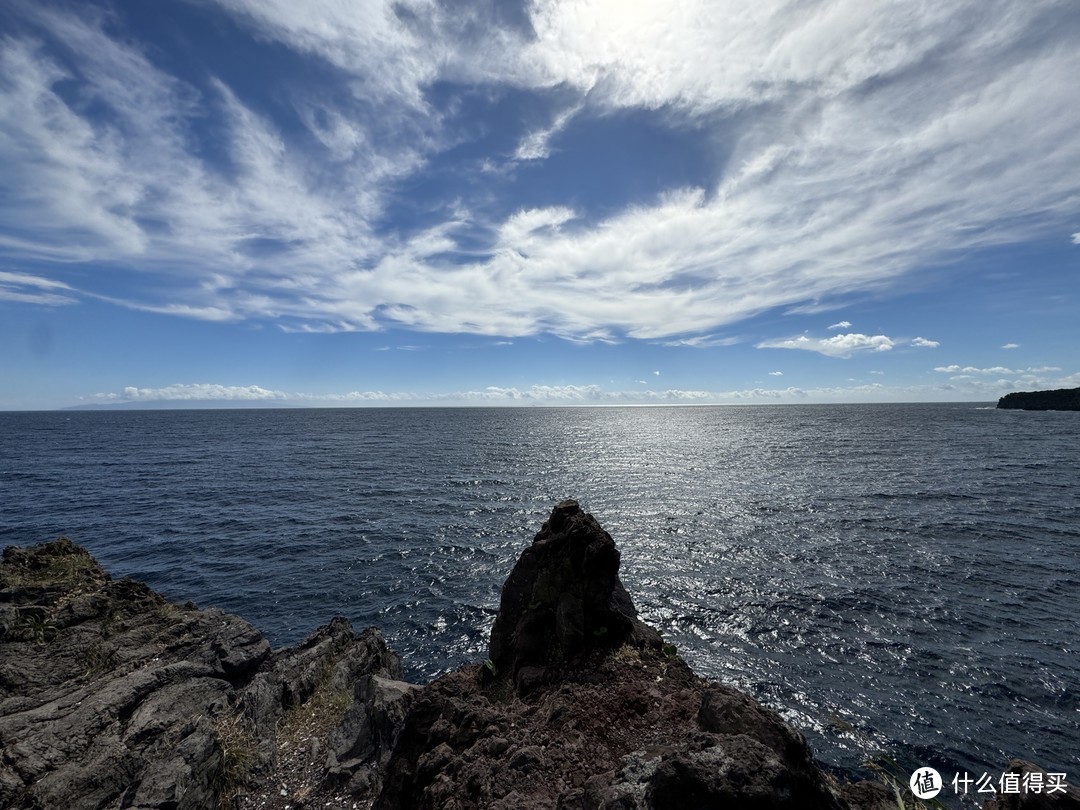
top-left (0, 538), bottom-right (405, 808)
top-left (997, 387), bottom-right (1080, 411)
top-left (2, 504), bottom-right (1074, 809)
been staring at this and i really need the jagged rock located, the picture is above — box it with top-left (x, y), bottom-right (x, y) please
top-left (376, 501), bottom-right (874, 809)
top-left (323, 674), bottom-right (420, 796)
top-left (488, 499), bottom-right (661, 693)
top-left (0, 538), bottom-right (401, 809)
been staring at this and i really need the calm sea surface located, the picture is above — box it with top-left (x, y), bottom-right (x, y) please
top-left (2, 405), bottom-right (1077, 801)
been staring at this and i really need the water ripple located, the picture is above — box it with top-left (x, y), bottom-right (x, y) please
top-left (1, 404), bottom-right (1077, 791)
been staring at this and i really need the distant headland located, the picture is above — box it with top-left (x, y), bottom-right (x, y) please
top-left (997, 387), bottom-right (1080, 411)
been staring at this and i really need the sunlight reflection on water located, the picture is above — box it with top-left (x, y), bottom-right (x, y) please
top-left (2, 404), bottom-right (1077, 791)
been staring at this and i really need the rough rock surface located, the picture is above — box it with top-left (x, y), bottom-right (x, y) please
top-left (0, 538), bottom-right (401, 809)
top-left (377, 500), bottom-right (889, 810)
top-left (488, 500), bottom-right (662, 694)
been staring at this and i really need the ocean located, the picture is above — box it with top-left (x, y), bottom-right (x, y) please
top-left (2, 404), bottom-right (1077, 803)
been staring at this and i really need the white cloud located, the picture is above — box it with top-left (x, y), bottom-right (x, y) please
top-left (1072, 232), bottom-right (1080, 245)
top-left (0, 270), bottom-right (77, 306)
top-left (106, 299), bottom-right (237, 322)
top-left (498, 206), bottom-right (577, 246)
top-left (77, 381), bottom-right (831, 405)
top-left (87, 368), bottom-right (1080, 407)
top-left (0, 7), bottom-right (422, 298)
top-left (445, 385), bottom-right (608, 402)
top-left (656, 335), bottom-right (741, 348)
top-left (208, 0), bottom-right (441, 109)
top-left (514, 103), bottom-right (582, 161)
top-left (119, 384), bottom-right (289, 402)
top-left (3, 2), bottom-right (1080, 342)
top-left (911, 337), bottom-right (940, 348)
top-left (519, 1), bottom-right (1005, 116)
top-left (0, 34), bottom-right (154, 260)
top-left (933, 365), bottom-right (1011, 374)
top-left (768, 371), bottom-right (783, 376)
top-left (95, 382), bottom-right (614, 405)
top-left (758, 333), bottom-right (895, 358)
top-left (933, 364), bottom-right (1060, 375)
top-left (1001, 343), bottom-right (1020, 349)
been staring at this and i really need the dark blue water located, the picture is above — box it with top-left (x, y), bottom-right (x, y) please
top-left (2, 405), bottom-right (1077, 802)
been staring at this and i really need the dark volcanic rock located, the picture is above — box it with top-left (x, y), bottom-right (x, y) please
top-left (376, 501), bottom-right (884, 810)
top-left (488, 499), bottom-right (661, 693)
top-left (997, 387), bottom-right (1080, 411)
top-left (323, 674), bottom-right (420, 797)
top-left (0, 538), bottom-right (402, 809)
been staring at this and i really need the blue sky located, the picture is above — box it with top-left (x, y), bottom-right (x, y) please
top-left (1, 0), bottom-right (1078, 409)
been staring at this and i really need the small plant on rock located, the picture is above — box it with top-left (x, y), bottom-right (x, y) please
top-left (80, 640), bottom-right (117, 678)
top-left (14, 612), bottom-right (57, 644)
top-left (214, 712), bottom-right (258, 809)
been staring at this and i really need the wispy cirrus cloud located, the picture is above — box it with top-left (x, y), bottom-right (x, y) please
top-left (2, 1), bottom-right (1079, 343)
top-left (0, 270), bottom-right (77, 306)
top-left (207, 0), bottom-right (443, 108)
top-left (514, 103), bottom-right (583, 162)
top-left (655, 335), bottom-right (741, 349)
